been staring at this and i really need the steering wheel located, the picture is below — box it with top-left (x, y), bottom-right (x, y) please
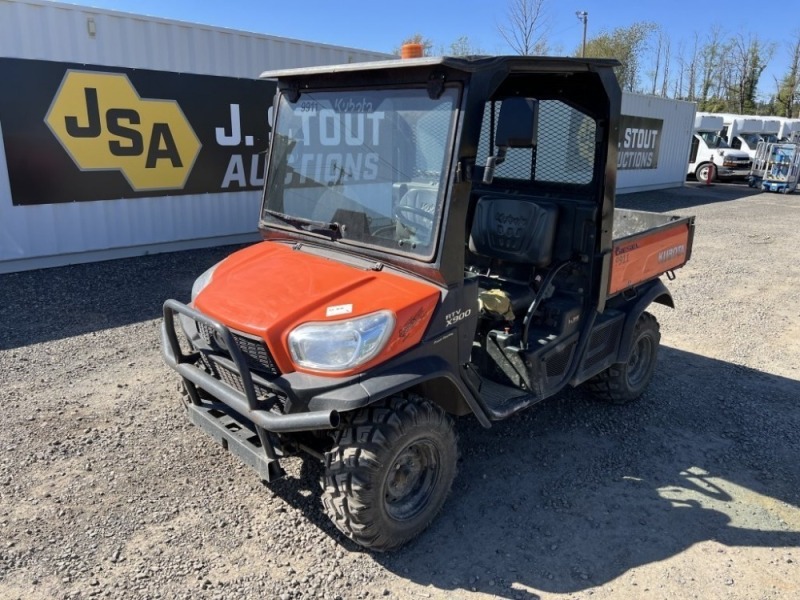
top-left (394, 204), bottom-right (435, 234)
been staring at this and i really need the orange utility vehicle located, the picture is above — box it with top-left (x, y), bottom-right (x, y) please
top-left (161, 56), bottom-right (694, 551)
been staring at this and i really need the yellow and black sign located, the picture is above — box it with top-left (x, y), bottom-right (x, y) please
top-left (0, 57), bottom-right (276, 205)
top-left (46, 70), bottom-right (201, 191)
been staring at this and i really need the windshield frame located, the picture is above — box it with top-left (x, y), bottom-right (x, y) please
top-left (258, 83), bottom-right (463, 263)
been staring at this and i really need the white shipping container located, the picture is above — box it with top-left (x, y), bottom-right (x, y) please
top-left (617, 92), bottom-right (696, 194)
top-left (0, 1), bottom-right (696, 273)
top-left (0, 0), bottom-right (390, 273)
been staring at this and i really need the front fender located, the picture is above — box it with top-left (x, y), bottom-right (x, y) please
top-left (307, 331), bottom-right (491, 427)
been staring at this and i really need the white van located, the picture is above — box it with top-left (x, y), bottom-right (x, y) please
top-left (776, 117), bottom-right (800, 142)
top-left (719, 115), bottom-right (765, 159)
top-left (688, 114), bottom-right (751, 181)
top-left (761, 119), bottom-right (780, 145)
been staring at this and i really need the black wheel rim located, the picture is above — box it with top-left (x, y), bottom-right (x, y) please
top-left (627, 334), bottom-right (653, 388)
top-left (384, 439), bottom-right (440, 521)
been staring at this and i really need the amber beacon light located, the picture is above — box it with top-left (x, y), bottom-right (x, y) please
top-left (400, 43), bottom-right (423, 59)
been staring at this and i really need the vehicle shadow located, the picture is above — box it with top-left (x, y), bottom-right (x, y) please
top-left (617, 182), bottom-right (762, 213)
top-left (270, 346), bottom-right (800, 598)
top-left (0, 244), bottom-right (247, 350)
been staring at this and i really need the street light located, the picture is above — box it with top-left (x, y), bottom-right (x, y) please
top-left (576, 11), bottom-right (588, 58)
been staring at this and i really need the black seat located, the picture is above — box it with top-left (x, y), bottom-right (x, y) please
top-left (469, 196), bottom-right (558, 267)
top-left (468, 196), bottom-right (558, 315)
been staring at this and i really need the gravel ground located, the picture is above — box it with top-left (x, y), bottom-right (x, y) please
top-left (1, 182), bottom-right (798, 600)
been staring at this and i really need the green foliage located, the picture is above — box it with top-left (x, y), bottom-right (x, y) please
top-left (580, 22), bottom-right (657, 92)
top-left (774, 34), bottom-right (800, 118)
top-left (448, 36), bottom-right (484, 57)
top-left (393, 17), bottom-right (793, 114)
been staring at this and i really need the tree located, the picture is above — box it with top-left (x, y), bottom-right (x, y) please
top-left (649, 29), bottom-right (672, 97)
top-left (682, 33), bottom-right (700, 101)
top-left (660, 36), bottom-right (671, 98)
top-left (581, 22), bottom-right (657, 92)
top-left (447, 36), bottom-right (484, 57)
top-left (775, 32), bottom-right (800, 118)
top-left (698, 27), bottom-right (723, 111)
top-left (726, 34), bottom-right (774, 114)
top-left (395, 33), bottom-right (435, 57)
top-left (497, 0), bottom-right (550, 56)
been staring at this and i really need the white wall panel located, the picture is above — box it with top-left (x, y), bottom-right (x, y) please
top-left (0, 0), bottom-right (390, 272)
top-left (0, 0), bottom-right (384, 75)
top-left (617, 92), bottom-right (696, 194)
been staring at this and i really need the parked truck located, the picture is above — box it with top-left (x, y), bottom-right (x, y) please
top-left (720, 114), bottom-right (790, 156)
top-left (161, 55), bottom-right (695, 551)
top-left (688, 114), bottom-right (751, 182)
top-left (761, 119), bottom-right (780, 145)
top-left (777, 117), bottom-right (800, 142)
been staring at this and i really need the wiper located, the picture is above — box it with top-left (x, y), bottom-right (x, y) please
top-left (263, 209), bottom-right (341, 240)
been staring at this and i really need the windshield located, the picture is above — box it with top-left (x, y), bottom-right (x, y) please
top-left (699, 132), bottom-right (730, 149)
top-left (740, 133), bottom-right (761, 148)
top-left (262, 87), bottom-right (459, 258)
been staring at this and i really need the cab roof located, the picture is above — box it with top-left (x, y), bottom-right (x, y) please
top-left (259, 55), bottom-right (621, 80)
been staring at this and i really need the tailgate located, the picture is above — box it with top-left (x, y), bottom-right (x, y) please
top-left (609, 209), bottom-right (695, 296)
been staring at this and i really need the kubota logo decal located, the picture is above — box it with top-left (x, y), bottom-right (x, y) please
top-left (45, 70), bottom-right (201, 191)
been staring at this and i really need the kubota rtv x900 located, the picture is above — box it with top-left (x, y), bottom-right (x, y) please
top-left (162, 55), bottom-right (694, 550)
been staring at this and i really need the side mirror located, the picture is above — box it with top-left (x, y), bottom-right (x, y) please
top-left (483, 98), bottom-right (539, 184)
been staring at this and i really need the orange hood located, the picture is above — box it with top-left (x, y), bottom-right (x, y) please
top-left (194, 241), bottom-right (440, 375)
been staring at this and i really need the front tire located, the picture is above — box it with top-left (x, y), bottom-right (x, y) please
top-left (586, 312), bottom-right (660, 404)
top-left (695, 162), bottom-right (716, 183)
top-left (321, 395), bottom-right (458, 551)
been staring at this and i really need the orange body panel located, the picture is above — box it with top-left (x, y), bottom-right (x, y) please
top-left (194, 241), bottom-right (440, 376)
top-left (609, 223), bottom-right (691, 296)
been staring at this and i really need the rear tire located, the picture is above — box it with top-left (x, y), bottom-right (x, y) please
top-left (321, 395), bottom-right (458, 551)
top-left (586, 312), bottom-right (660, 404)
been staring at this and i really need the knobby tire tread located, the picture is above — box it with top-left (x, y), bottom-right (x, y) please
top-left (586, 312), bottom-right (660, 404)
top-left (321, 394), bottom-right (457, 551)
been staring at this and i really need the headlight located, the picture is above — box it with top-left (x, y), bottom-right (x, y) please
top-left (191, 263), bottom-right (219, 301)
top-left (288, 310), bottom-right (395, 371)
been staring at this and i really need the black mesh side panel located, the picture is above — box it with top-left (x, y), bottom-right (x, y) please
top-left (478, 100), bottom-right (596, 184)
top-left (583, 318), bottom-right (623, 371)
top-left (545, 341), bottom-right (576, 379)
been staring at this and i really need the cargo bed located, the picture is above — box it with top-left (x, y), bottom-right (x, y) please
top-left (609, 209), bottom-right (695, 296)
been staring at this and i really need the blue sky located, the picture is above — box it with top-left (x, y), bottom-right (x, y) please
top-left (56, 0), bottom-right (796, 99)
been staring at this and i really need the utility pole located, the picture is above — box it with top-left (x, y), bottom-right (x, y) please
top-left (576, 11), bottom-right (588, 57)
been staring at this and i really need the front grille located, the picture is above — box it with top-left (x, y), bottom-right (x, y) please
top-left (196, 322), bottom-right (280, 377)
top-left (724, 159), bottom-right (750, 168)
top-left (199, 354), bottom-right (280, 406)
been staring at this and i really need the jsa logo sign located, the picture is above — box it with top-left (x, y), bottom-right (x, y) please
top-left (45, 70), bottom-right (201, 191)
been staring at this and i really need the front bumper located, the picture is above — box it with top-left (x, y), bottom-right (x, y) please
top-left (162, 299), bottom-right (342, 433)
top-left (161, 299), bottom-right (485, 478)
top-left (718, 166), bottom-right (751, 179)
top-left (161, 299), bottom-right (342, 480)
